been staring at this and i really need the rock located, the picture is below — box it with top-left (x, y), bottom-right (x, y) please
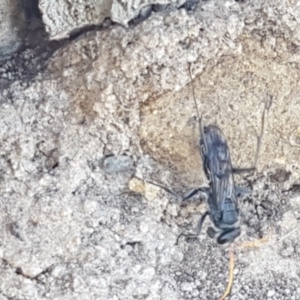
top-left (2, 1), bottom-right (300, 299)
top-left (0, 0), bottom-right (25, 60)
top-left (38, 0), bottom-right (183, 40)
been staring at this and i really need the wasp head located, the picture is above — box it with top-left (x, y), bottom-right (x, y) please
top-left (207, 226), bottom-right (241, 245)
top-left (207, 203), bottom-right (241, 245)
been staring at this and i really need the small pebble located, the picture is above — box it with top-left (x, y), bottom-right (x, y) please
top-left (267, 290), bottom-right (275, 297)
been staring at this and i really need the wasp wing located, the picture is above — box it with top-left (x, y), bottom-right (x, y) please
top-left (200, 125), bottom-right (237, 214)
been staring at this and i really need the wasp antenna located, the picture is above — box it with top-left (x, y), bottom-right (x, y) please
top-left (188, 64), bottom-right (207, 151)
top-left (188, 64), bottom-right (201, 132)
top-left (254, 97), bottom-right (270, 169)
top-left (219, 248), bottom-right (235, 300)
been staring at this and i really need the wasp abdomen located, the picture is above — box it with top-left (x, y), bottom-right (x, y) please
top-left (221, 199), bottom-right (239, 225)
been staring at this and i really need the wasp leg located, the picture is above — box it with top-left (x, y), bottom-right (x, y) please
top-left (144, 180), bottom-right (181, 199)
top-left (238, 234), bottom-right (271, 249)
top-left (219, 248), bottom-right (235, 300)
top-left (232, 167), bottom-right (255, 174)
top-left (175, 211), bottom-right (209, 245)
top-left (233, 100), bottom-right (268, 173)
top-left (182, 186), bottom-right (210, 201)
top-left (143, 180), bottom-right (209, 202)
top-left (237, 229), bottom-right (274, 250)
top-left (235, 185), bottom-right (251, 197)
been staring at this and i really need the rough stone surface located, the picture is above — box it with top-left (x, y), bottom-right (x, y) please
top-left (0, 0), bottom-right (25, 61)
top-left (39, 0), bottom-right (185, 40)
top-left (39, 0), bottom-right (113, 40)
top-left (1, 0), bottom-right (300, 299)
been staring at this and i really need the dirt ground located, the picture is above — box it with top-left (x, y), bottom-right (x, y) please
top-left (1, 1), bottom-right (300, 299)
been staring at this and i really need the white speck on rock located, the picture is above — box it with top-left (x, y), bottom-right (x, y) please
top-left (267, 290), bottom-right (275, 297)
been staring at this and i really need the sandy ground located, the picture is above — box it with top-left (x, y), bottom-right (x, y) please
top-left (1, 0), bottom-right (300, 299)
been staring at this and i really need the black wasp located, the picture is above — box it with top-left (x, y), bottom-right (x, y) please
top-left (174, 65), bottom-right (268, 245)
